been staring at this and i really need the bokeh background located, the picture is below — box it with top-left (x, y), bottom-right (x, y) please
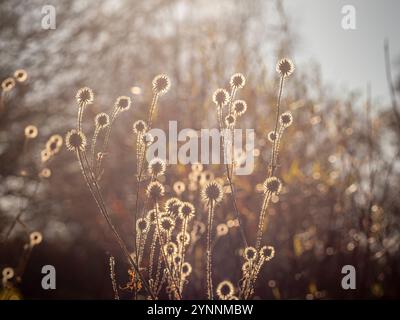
top-left (1, 0), bottom-right (400, 299)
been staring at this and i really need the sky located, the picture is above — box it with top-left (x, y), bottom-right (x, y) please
top-left (285, 0), bottom-right (400, 104)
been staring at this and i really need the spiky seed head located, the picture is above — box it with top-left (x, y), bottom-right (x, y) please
top-left (24, 125), bottom-right (38, 139)
top-left (136, 218), bottom-right (150, 234)
top-left (178, 202), bottom-right (195, 221)
top-left (276, 58), bottom-right (295, 78)
top-left (14, 69), bottom-right (28, 82)
top-left (49, 134), bottom-right (63, 148)
top-left (76, 87), bottom-right (94, 106)
top-left (176, 231), bottom-right (190, 246)
top-left (29, 231), bottom-right (43, 246)
top-left (95, 113), bottom-right (110, 129)
top-left (148, 158), bottom-right (166, 177)
top-left (280, 111), bottom-right (293, 128)
top-left (146, 181), bottom-right (165, 199)
top-left (152, 74), bottom-right (171, 95)
top-left (233, 100), bottom-right (247, 116)
top-left (146, 209), bottom-right (157, 225)
top-left (244, 246), bottom-right (257, 261)
top-left (216, 280), bottom-right (235, 300)
top-left (173, 254), bottom-right (182, 266)
top-left (201, 181), bottom-right (224, 204)
top-left (164, 198), bottom-right (182, 218)
top-left (65, 130), bottom-right (87, 152)
top-left (216, 223), bottom-right (229, 236)
top-left (267, 131), bottom-right (277, 142)
top-left (181, 262), bottom-right (192, 277)
top-left (159, 216), bottom-right (175, 233)
top-left (164, 242), bottom-right (178, 256)
top-left (133, 120), bottom-right (147, 134)
top-left (230, 73), bottom-right (246, 89)
top-left (212, 88), bottom-right (230, 107)
top-left (263, 177), bottom-right (282, 195)
top-left (225, 114), bottom-right (236, 127)
top-left (2, 267), bottom-right (14, 280)
top-left (260, 245), bottom-right (275, 261)
top-left (1, 78), bottom-right (15, 92)
top-left (114, 96), bottom-right (131, 112)
top-left (173, 181), bottom-right (185, 195)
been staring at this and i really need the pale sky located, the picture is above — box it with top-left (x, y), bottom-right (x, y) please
top-left (285, 0), bottom-right (400, 104)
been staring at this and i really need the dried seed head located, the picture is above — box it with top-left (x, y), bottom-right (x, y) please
top-left (260, 245), bottom-right (275, 261)
top-left (148, 158), bottom-right (166, 177)
top-left (146, 209), bottom-right (157, 225)
top-left (39, 168), bottom-right (52, 178)
top-left (136, 218), bottom-right (150, 234)
top-left (76, 87), bottom-right (94, 106)
top-left (46, 136), bottom-right (62, 155)
top-left (164, 198), bottom-right (182, 218)
top-left (216, 223), bottom-right (229, 237)
top-left (1, 78), bottom-right (15, 92)
top-left (276, 58), bottom-right (295, 78)
top-left (225, 114), bottom-right (236, 127)
top-left (65, 130), bottom-right (87, 152)
top-left (152, 74), bottom-right (171, 95)
top-left (146, 181), bottom-right (165, 199)
top-left (181, 262), bottom-right (192, 277)
top-left (24, 125), bottom-right (38, 139)
top-left (176, 231), bottom-right (190, 246)
top-left (30, 231), bottom-right (43, 246)
top-left (233, 100), bottom-right (247, 116)
top-left (114, 96), bottom-right (131, 112)
top-left (173, 181), bottom-right (186, 195)
top-left (14, 69), bottom-right (28, 82)
top-left (95, 113), bottom-right (110, 129)
top-left (263, 177), bottom-right (282, 195)
top-left (41, 149), bottom-right (51, 163)
top-left (212, 88), bottom-right (230, 107)
top-left (201, 181), bottom-right (224, 204)
top-left (159, 217), bottom-right (175, 233)
top-left (244, 246), bottom-right (257, 261)
top-left (216, 280), bottom-right (235, 300)
top-left (230, 73), bottom-right (246, 89)
top-left (164, 242), bottom-right (178, 256)
top-left (280, 111), bottom-right (293, 128)
top-left (267, 131), bottom-right (277, 142)
top-left (2, 267), bottom-right (14, 280)
top-left (133, 120), bottom-right (147, 134)
top-left (178, 202), bottom-right (195, 221)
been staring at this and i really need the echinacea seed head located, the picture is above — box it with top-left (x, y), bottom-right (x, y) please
top-left (260, 245), bottom-right (275, 261)
top-left (212, 88), bottom-right (230, 107)
top-left (14, 69), bottom-right (28, 82)
top-left (280, 111), bottom-right (293, 128)
top-left (263, 177), bottom-right (282, 195)
top-left (225, 114), bottom-right (236, 127)
top-left (1, 78), bottom-right (15, 92)
top-left (173, 181), bottom-right (185, 195)
top-left (30, 231), bottom-right (43, 246)
top-left (159, 217), bottom-right (175, 233)
top-left (276, 58), bottom-right (295, 78)
top-left (152, 74), bottom-right (171, 95)
top-left (233, 100), bottom-right (247, 116)
top-left (178, 202), bottom-right (195, 221)
top-left (216, 223), bottom-right (229, 237)
top-left (65, 129), bottom-right (87, 152)
top-left (114, 96), bottom-right (131, 112)
top-left (164, 242), bottom-right (178, 256)
top-left (176, 231), bottom-right (190, 246)
top-left (216, 280), bottom-right (235, 300)
top-left (267, 131), bottom-right (277, 142)
top-left (230, 73), bottom-right (246, 89)
top-left (146, 181), bottom-right (165, 199)
top-left (146, 209), bottom-right (157, 224)
top-left (141, 132), bottom-right (154, 146)
top-left (133, 120), bottom-right (147, 134)
top-left (136, 218), bottom-right (150, 234)
top-left (201, 181), bottom-right (224, 204)
top-left (24, 125), bottom-right (38, 139)
top-left (164, 198), bottom-right (182, 218)
top-left (148, 158), bottom-right (166, 177)
top-left (181, 262), bottom-right (192, 277)
top-left (95, 113), bottom-right (110, 129)
top-left (244, 246), bottom-right (257, 261)
top-left (76, 87), bottom-right (94, 106)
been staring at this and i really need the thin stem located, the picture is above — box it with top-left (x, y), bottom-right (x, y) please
top-left (206, 201), bottom-right (215, 300)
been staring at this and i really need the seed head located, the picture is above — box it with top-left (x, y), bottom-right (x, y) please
top-left (152, 74), bottom-right (171, 95)
top-left (164, 198), bottom-right (182, 218)
top-left (1, 78), bottom-right (15, 92)
top-left (260, 245), bottom-right (275, 261)
top-left (178, 202), bottom-right (195, 221)
top-left (244, 246), bottom-right (257, 261)
top-left (225, 114), bottom-right (236, 127)
top-left (233, 100), bottom-right (247, 116)
top-left (76, 87), bottom-right (94, 106)
top-left (148, 158), bottom-right (166, 177)
top-left (263, 177), bottom-right (282, 195)
top-left (146, 181), bottom-right (165, 199)
top-left (136, 218), bottom-right (150, 234)
top-left (30, 231), bottom-right (43, 246)
top-left (267, 131), bottom-right (277, 142)
top-left (279, 111), bottom-right (293, 128)
top-left (65, 130), bottom-right (87, 152)
top-left (24, 125), bottom-right (38, 139)
top-left (95, 113), bottom-right (110, 129)
top-left (201, 181), bottom-right (224, 204)
top-left (230, 73), bottom-right (246, 89)
top-left (14, 69), bottom-right (28, 82)
top-left (212, 88), bottom-right (230, 107)
top-left (276, 58), bottom-right (295, 78)
top-left (163, 242), bottom-right (178, 256)
top-left (133, 120), bottom-right (147, 134)
top-left (216, 280), bottom-right (235, 300)
top-left (114, 96), bottom-right (131, 112)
